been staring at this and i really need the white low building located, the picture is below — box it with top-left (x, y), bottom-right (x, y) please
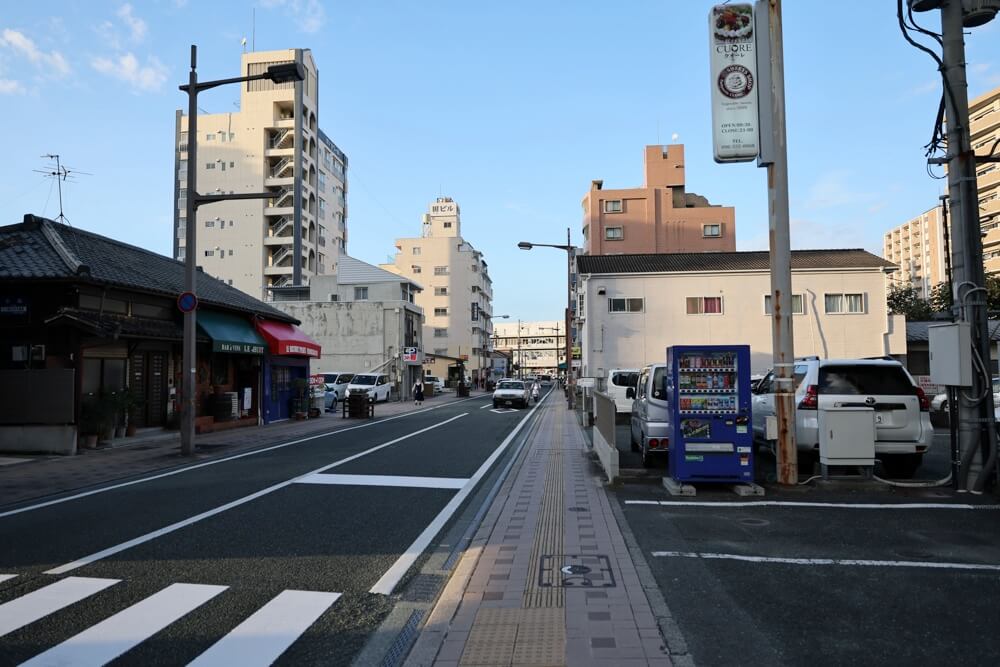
top-left (576, 249), bottom-right (906, 377)
top-left (271, 255), bottom-right (425, 399)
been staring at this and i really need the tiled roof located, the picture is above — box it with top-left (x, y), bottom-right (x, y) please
top-left (45, 307), bottom-right (201, 341)
top-left (0, 215), bottom-right (296, 322)
top-left (338, 254), bottom-right (421, 287)
top-left (907, 320), bottom-right (1000, 343)
top-left (576, 249), bottom-right (897, 274)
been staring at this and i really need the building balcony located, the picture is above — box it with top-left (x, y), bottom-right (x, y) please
top-left (264, 265), bottom-right (293, 276)
top-left (264, 175), bottom-right (294, 188)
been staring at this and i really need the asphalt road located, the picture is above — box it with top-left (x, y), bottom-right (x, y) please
top-left (0, 391), bottom-right (548, 666)
top-left (615, 424), bottom-right (1000, 666)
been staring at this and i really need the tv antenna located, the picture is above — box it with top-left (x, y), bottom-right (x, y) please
top-left (33, 154), bottom-right (92, 225)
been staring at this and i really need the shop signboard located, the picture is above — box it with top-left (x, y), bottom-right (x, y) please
top-left (402, 347), bottom-right (423, 365)
top-left (708, 3), bottom-right (759, 162)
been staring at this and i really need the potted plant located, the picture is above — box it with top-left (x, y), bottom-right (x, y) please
top-left (79, 397), bottom-right (101, 449)
top-left (97, 389), bottom-right (117, 443)
top-left (292, 377), bottom-right (310, 419)
top-left (122, 389), bottom-right (144, 437)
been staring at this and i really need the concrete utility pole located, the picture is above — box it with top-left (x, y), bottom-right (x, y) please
top-left (939, 0), bottom-right (997, 491)
top-left (763, 0), bottom-right (798, 484)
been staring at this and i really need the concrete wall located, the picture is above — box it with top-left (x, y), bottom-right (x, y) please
top-left (580, 267), bottom-right (906, 376)
top-left (0, 425), bottom-right (77, 455)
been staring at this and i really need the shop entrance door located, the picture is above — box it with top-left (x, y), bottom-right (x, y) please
top-left (269, 365), bottom-right (292, 421)
top-left (129, 351), bottom-right (167, 427)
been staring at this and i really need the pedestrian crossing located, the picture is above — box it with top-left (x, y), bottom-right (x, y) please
top-left (0, 574), bottom-right (343, 665)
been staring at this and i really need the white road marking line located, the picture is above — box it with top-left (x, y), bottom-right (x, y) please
top-left (45, 414), bottom-right (468, 575)
top-left (188, 589), bottom-right (340, 667)
top-left (21, 583), bottom-right (227, 667)
top-left (651, 550), bottom-right (1000, 571)
top-left (295, 474), bottom-right (470, 489)
top-left (0, 395), bottom-right (484, 520)
top-left (370, 391), bottom-right (549, 595)
top-left (624, 500), bottom-right (999, 510)
top-left (0, 576), bottom-right (119, 638)
top-left (0, 574), bottom-right (16, 583)
top-left (479, 404), bottom-right (491, 409)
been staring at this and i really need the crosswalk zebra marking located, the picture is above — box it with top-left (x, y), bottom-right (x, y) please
top-left (21, 582), bottom-right (227, 667)
top-left (188, 589), bottom-right (342, 666)
top-left (0, 576), bottom-right (119, 638)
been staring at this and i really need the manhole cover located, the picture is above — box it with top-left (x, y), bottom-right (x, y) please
top-left (539, 555), bottom-right (616, 588)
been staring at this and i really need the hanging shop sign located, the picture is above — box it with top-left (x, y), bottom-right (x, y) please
top-left (709, 3), bottom-right (759, 163)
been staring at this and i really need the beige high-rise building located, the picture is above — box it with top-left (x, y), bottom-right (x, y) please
top-left (973, 85), bottom-right (1000, 273)
top-left (381, 198), bottom-right (494, 381)
top-left (883, 205), bottom-right (947, 298)
top-left (173, 49), bottom-right (348, 301)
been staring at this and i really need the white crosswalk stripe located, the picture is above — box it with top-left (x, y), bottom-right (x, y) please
top-left (21, 582), bottom-right (227, 667)
top-left (0, 576), bottom-right (119, 638)
top-left (188, 589), bottom-right (341, 666)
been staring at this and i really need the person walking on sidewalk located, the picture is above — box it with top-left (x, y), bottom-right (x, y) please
top-left (412, 379), bottom-right (425, 406)
top-left (531, 380), bottom-right (540, 404)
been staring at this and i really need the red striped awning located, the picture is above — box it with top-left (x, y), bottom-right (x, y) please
top-left (255, 320), bottom-right (321, 358)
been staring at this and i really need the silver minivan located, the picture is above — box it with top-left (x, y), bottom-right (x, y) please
top-left (321, 372), bottom-right (354, 410)
top-left (627, 363), bottom-right (670, 468)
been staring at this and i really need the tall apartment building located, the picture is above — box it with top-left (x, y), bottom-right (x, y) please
top-left (883, 205), bottom-right (947, 298)
top-left (972, 85), bottom-right (1000, 272)
top-left (882, 85), bottom-right (1000, 287)
top-left (492, 320), bottom-right (566, 377)
top-left (381, 197), bottom-right (494, 381)
top-left (581, 145), bottom-right (736, 255)
top-left (173, 49), bottom-right (348, 301)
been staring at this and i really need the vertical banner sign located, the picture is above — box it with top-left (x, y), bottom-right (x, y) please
top-left (709, 4), bottom-right (759, 162)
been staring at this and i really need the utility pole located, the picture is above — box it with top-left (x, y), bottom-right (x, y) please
top-left (762, 0), bottom-right (798, 484)
top-left (181, 46), bottom-right (199, 456)
top-left (939, 0), bottom-right (997, 491)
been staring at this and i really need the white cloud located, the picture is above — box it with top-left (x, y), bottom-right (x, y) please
top-left (0, 28), bottom-right (71, 77)
top-left (260, 0), bottom-right (326, 33)
top-left (117, 3), bottom-right (147, 43)
top-left (91, 52), bottom-right (168, 93)
top-left (0, 78), bottom-right (24, 94)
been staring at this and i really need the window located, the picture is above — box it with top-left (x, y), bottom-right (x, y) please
top-left (608, 297), bottom-right (644, 313)
top-left (444, 222), bottom-right (453, 228)
top-left (686, 296), bottom-right (723, 314)
top-left (228, 249), bottom-right (233, 256)
top-left (206, 133), bottom-right (215, 140)
top-left (411, 265), bottom-right (422, 274)
top-left (435, 287), bottom-right (448, 296)
top-left (824, 293), bottom-right (865, 314)
top-left (605, 226), bottom-right (624, 240)
top-left (703, 224), bottom-right (722, 238)
top-left (604, 199), bottom-right (623, 213)
top-left (434, 307), bottom-right (448, 316)
top-left (764, 294), bottom-right (804, 315)
top-left (329, 294), bottom-right (339, 302)
top-left (412, 246), bottom-right (421, 255)
top-left (434, 328), bottom-right (448, 338)
top-left (204, 250), bottom-right (214, 257)
top-left (205, 162), bottom-right (216, 169)
top-left (434, 347), bottom-right (448, 355)
top-left (434, 266), bottom-right (449, 276)
top-left (205, 219), bottom-right (215, 228)
top-left (354, 286), bottom-right (369, 301)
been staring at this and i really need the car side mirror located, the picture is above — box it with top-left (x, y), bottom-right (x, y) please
top-left (626, 387), bottom-right (635, 399)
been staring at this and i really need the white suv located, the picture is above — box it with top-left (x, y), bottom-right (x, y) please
top-left (346, 373), bottom-right (392, 402)
top-left (751, 357), bottom-right (933, 477)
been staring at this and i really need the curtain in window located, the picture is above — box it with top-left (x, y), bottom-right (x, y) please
top-left (703, 297), bottom-right (722, 314)
top-left (825, 294), bottom-right (843, 313)
top-left (846, 294), bottom-right (864, 313)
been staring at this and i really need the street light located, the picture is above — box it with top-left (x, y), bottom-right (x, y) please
top-left (177, 45), bottom-right (304, 456)
top-left (517, 227), bottom-right (575, 408)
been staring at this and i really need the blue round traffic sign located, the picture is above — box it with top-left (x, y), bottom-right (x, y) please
top-left (177, 291), bottom-right (198, 313)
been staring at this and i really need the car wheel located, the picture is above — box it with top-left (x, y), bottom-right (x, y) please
top-left (880, 453), bottom-right (923, 479)
top-left (641, 442), bottom-right (656, 468)
top-left (493, 401), bottom-right (498, 408)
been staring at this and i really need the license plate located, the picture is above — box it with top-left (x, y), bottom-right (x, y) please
top-left (505, 400), bottom-right (512, 405)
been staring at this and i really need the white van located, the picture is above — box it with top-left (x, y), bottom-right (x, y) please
top-left (627, 363), bottom-right (670, 468)
top-left (320, 372), bottom-right (354, 410)
top-left (606, 369), bottom-right (640, 414)
top-left (346, 373), bottom-right (392, 402)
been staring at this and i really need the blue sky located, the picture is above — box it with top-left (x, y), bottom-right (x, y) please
top-left (1, 1), bottom-right (998, 321)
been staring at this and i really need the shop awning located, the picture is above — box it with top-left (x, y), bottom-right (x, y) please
top-left (197, 311), bottom-right (267, 354)
top-left (255, 319), bottom-right (321, 358)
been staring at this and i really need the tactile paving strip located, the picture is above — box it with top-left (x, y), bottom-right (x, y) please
top-left (523, 413), bottom-right (565, 609)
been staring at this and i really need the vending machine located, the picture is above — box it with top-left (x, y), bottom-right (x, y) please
top-left (667, 345), bottom-right (753, 483)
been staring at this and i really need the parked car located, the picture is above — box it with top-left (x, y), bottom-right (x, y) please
top-left (606, 368), bottom-right (640, 415)
top-left (320, 372), bottom-right (354, 410)
top-left (930, 377), bottom-right (1000, 424)
top-left (346, 373), bottom-right (391, 402)
top-left (493, 379), bottom-right (530, 408)
top-left (424, 375), bottom-right (446, 393)
top-left (628, 363), bottom-right (670, 468)
top-left (751, 358), bottom-right (934, 477)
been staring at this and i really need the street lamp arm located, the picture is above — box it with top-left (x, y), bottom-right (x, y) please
top-left (518, 241), bottom-right (572, 251)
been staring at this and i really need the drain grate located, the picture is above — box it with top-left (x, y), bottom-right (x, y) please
top-left (380, 609), bottom-right (425, 667)
top-left (399, 573), bottom-right (446, 602)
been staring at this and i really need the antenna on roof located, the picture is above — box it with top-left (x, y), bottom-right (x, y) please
top-left (33, 154), bottom-right (92, 226)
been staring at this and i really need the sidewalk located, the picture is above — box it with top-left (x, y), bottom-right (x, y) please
top-left (406, 398), bottom-right (672, 667)
top-left (0, 392), bottom-right (474, 509)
